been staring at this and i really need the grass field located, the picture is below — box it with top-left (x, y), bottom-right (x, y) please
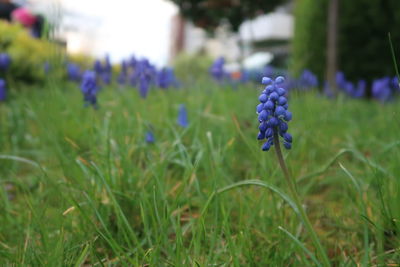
top-left (0, 80), bottom-right (399, 266)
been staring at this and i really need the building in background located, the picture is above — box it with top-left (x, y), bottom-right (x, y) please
top-left (171, 3), bottom-right (294, 69)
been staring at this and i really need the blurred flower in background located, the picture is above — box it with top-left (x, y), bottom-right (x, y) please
top-left (177, 104), bottom-right (188, 128)
top-left (0, 53), bottom-right (11, 71)
top-left (0, 79), bottom-right (7, 101)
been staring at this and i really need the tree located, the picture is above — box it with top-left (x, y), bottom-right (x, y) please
top-left (169, 0), bottom-right (288, 32)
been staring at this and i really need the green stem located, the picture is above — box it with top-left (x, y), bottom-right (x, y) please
top-left (273, 131), bottom-right (331, 267)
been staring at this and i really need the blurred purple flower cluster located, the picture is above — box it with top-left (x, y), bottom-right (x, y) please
top-left (209, 57), bottom-right (400, 102)
top-left (64, 54), bottom-right (179, 105)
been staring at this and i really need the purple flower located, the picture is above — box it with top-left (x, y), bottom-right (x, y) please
top-left (67, 63), bottom-right (81, 82)
top-left (80, 70), bottom-right (99, 107)
top-left (372, 77), bottom-right (392, 103)
top-left (298, 69), bottom-right (318, 89)
top-left (157, 67), bottom-right (178, 89)
top-left (139, 75), bottom-right (149, 98)
top-left (101, 72), bottom-right (111, 85)
top-left (129, 55), bottom-right (137, 69)
top-left (336, 72), bottom-right (346, 89)
top-left (145, 131), bottom-right (155, 143)
top-left (44, 62), bottom-right (50, 74)
top-left (94, 60), bottom-right (103, 74)
top-left (177, 104), bottom-right (188, 128)
top-left (257, 76), bottom-right (292, 151)
top-left (209, 57), bottom-right (226, 81)
top-left (334, 72), bottom-right (365, 98)
top-left (0, 79), bottom-right (7, 101)
top-left (0, 53), bottom-right (11, 71)
top-left (352, 80), bottom-right (366, 98)
top-left (390, 76), bottom-right (400, 92)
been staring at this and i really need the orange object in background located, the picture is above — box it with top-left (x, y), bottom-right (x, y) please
top-left (231, 71), bottom-right (242, 81)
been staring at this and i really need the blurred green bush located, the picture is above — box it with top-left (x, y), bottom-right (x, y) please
top-left (291, 0), bottom-right (400, 82)
top-left (0, 21), bottom-right (59, 84)
top-left (291, 0), bottom-right (328, 81)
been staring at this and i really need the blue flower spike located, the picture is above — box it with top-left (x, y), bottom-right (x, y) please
top-left (0, 53), bottom-right (11, 71)
top-left (80, 70), bottom-right (99, 108)
top-left (256, 77), bottom-right (331, 266)
top-left (256, 76), bottom-right (293, 151)
top-left (177, 104), bottom-right (189, 128)
top-left (145, 131), bottom-right (155, 144)
top-left (0, 79), bottom-right (7, 101)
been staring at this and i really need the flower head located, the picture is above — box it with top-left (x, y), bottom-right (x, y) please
top-left (44, 62), bottom-right (50, 74)
top-left (0, 79), bottom-right (7, 101)
top-left (139, 74), bottom-right (149, 98)
top-left (353, 80), bottom-right (366, 98)
top-left (93, 60), bottom-right (103, 74)
top-left (298, 69), bottom-right (318, 89)
top-left (145, 131), bottom-right (155, 144)
top-left (209, 57), bottom-right (226, 82)
top-left (257, 76), bottom-right (293, 151)
top-left (67, 63), bottom-right (81, 82)
top-left (157, 67), bottom-right (178, 89)
top-left (177, 104), bottom-right (189, 128)
top-left (80, 70), bottom-right (99, 107)
top-left (0, 53), bottom-right (11, 71)
top-left (372, 77), bottom-right (392, 103)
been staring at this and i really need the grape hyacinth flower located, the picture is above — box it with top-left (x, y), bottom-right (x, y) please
top-left (0, 53), bottom-right (11, 71)
top-left (209, 57), bottom-right (226, 82)
top-left (352, 80), bottom-right (366, 98)
top-left (139, 74), bottom-right (149, 98)
top-left (298, 69), bottom-right (318, 89)
top-left (0, 79), bottom-right (6, 101)
top-left (80, 70), bottom-right (99, 107)
top-left (145, 131), bottom-right (155, 144)
top-left (94, 60), bottom-right (103, 74)
top-left (255, 76), bottom-right (330, 266)
top-left (372, 77), bottom-right (392, 103)
top-left (44, 62), bottom-right (50, 74)
top-left (177, 104), bottom-right (188, 128)
top-left (256, 76), bottom-right (293, 151)
top-left (390, 76), bottom-right (400, 93)
top-left (336, 71), bottom-right (346, 89)
top-left (67, 63), bottom-right (81, 82)
top-left (129, 55), bottom-right (137, 69)
top-left (157, 68), bottom-right (177, 89)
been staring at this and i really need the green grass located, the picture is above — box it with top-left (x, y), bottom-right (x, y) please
top-left (0, 81), bottom-right (399, 266)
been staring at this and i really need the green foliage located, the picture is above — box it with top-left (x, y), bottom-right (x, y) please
top-left (170, 0), bottom-right (287, 32)
top-left (0, 80), bottom-right (399, 265)
top-left (291, 0), bottom-right (400, 82)
top-left (173, 53), bottom-right (213, 83)
top-left (0, 21), bottom-right (59, 85)
top-left (290, 0), bottom-right (328, 80)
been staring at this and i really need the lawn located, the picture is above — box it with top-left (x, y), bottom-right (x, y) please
top-left (0, 80), bottom-right (399, 266)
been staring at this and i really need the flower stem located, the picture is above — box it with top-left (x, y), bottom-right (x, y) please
top-left (273, 131), bottom-right (331, 267)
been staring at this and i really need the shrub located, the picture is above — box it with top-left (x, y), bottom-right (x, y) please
top-left (291, 0), bottom-right (400, 83)
top-left (0, 21), bottom-right (57, 84)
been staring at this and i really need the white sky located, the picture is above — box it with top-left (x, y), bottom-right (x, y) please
top-left (60, 0), bottom-right (178, 66)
